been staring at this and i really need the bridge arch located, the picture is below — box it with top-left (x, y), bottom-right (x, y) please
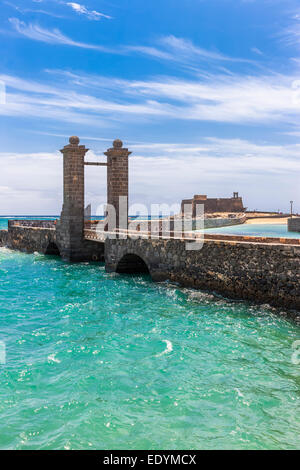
top-left (116, 252), bottom-right (150, 274)
top-left (44, 242), bottom-right (60, 256)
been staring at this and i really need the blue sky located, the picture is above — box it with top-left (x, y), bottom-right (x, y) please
top-left (0, 0), bottom-right (300, 214)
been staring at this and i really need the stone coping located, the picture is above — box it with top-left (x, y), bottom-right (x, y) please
top-left (84, 229), bottom-right (300, 247)
top-left (8, 220), bottom-right (57, 228)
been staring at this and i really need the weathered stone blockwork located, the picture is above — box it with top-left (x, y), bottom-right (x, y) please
top-left (288, 217), bottom-right (300, 233)
top-left (0, 230), bottom-right (9, 247)
top-left (104, 139), bottom-right (131, 230)
top-left (56, 136), bottom-right (89, 262)
top-left (3, 225), bottom-right (57, 253)
top-left (0, 223), bottom-right (104, 261)
top-left (105, 237), bottom-right (300, 311)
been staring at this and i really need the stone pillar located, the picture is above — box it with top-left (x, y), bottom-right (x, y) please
top-left (104, 139), bottom-right (131, 230)
top-left (56, 136), bottom-right (89, 261)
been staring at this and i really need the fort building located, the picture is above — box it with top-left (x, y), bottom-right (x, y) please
top-left (181, 193), bottom-right (246, 217)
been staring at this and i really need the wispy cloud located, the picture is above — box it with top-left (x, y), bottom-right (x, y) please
top-left (251, 47), bottom-right (263, 56)
top-left (66, 2), bottom-right (112, 20)
top-left (6, 17), bottom-right (255, 72)
top-left (1, 68), bottom-right (300, 129)
top-left (4, 1), bottom-right (66, 18)
top-left (280, 11), bottom-right (300, 46)
top-left (161, 36), bottom-right (237, 62)
top-left (9, 17), bottom-right (111, 51)
top-left (0, 72), bottom-right (174, 128)
top-left (49, 69), bottom-right (300, 125)
top-left (127, 35), bottom-right (255, 66)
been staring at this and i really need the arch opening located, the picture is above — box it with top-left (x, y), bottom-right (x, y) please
top-left (116, 253), bottom-right (149, 274)
top-left (45, 242), bottom-right (60, 256)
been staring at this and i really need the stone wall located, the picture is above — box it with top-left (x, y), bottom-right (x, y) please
top-left (4, 225), bottom-right (57, 253)
top-left (132, 215), bottom-right (246, 233)
top-left (197, 215), bottom-right (246, 229)
top-left (0, 230), bottom-right (9, 247)
top-left (105, 237), bottom-right (300, 311)
top-left (288, 217), bottom-right (300, 233)
top-left (8, 220), bottom-right (56, 229)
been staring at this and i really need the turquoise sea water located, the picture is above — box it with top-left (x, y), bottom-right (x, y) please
top-left (0, 218), bottom-right (300, 450)
top-left (204, 223), bottom-right (300, 239)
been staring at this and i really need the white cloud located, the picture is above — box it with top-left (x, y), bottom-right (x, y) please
top-left (161, 36), bottom-right (239, 62)
top-left (280, 11), bottom-right (300, 46)
top-left (251, 47), bottom-right (263, 56)
top-left (1, 69), bottom-right (300, 127)
top-left (4, 1), bottom-right (65, 18)
top-left (66, 2), bottom-right (111, 20)
top-left (126, 35), bottom-right (255, 66)
top-left (46, 69), bottom-right (300, 125)
top-left (6, 19), bottom-right (255, 72)
top-left (9, 17), bottom-right (111, 51)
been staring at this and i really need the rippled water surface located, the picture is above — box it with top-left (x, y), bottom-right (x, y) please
top-left (204, 223), bottom-right (300, 239)
top-left (0, 244), bottom-right (300, 450)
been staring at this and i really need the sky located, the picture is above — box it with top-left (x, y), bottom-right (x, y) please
top-left (0, 0), bottom-right (300, 214)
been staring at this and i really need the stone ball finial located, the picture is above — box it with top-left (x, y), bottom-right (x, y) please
top-left (69, 136), bottom-right (80, 145)
top-left (113, 139), bottom-right (123, 149)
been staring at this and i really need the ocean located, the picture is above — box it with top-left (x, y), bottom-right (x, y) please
top-left (0, 217), bottom-right (299, 449)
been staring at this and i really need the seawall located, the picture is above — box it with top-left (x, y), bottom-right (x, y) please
top-left (134, 215), bottom-right (246, 232)
top-left (0, 230), bottom-right (9, 247)
top-left (0, 221), bottom-right (105, 261)
top-left (201, 215), bottom-right (246, 229)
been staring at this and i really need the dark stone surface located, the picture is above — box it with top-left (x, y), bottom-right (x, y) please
top-left (104, 140), bottom-right (131, 230)
top-left (0, 230), bottom-right (9, 246)
top-left (56, 137), bottom-right (89, 262)
top-left (288, 217), bottom-right (300, 233)
top-left (0, 223), bottom-right (104, 261)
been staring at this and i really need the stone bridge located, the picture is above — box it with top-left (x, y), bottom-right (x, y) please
top-left (0, 135), bottom-right (299, 313)
top-left (104, 235), bottom-right (300, 311)
top-left (1, 221), bottom-right (300, 310)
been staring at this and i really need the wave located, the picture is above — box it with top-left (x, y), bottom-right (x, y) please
top-left (156, 339), bottom-right (173, 357)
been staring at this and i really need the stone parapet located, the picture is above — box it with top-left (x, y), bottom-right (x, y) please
top-left (8, 220), bottom-right (57, 229)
